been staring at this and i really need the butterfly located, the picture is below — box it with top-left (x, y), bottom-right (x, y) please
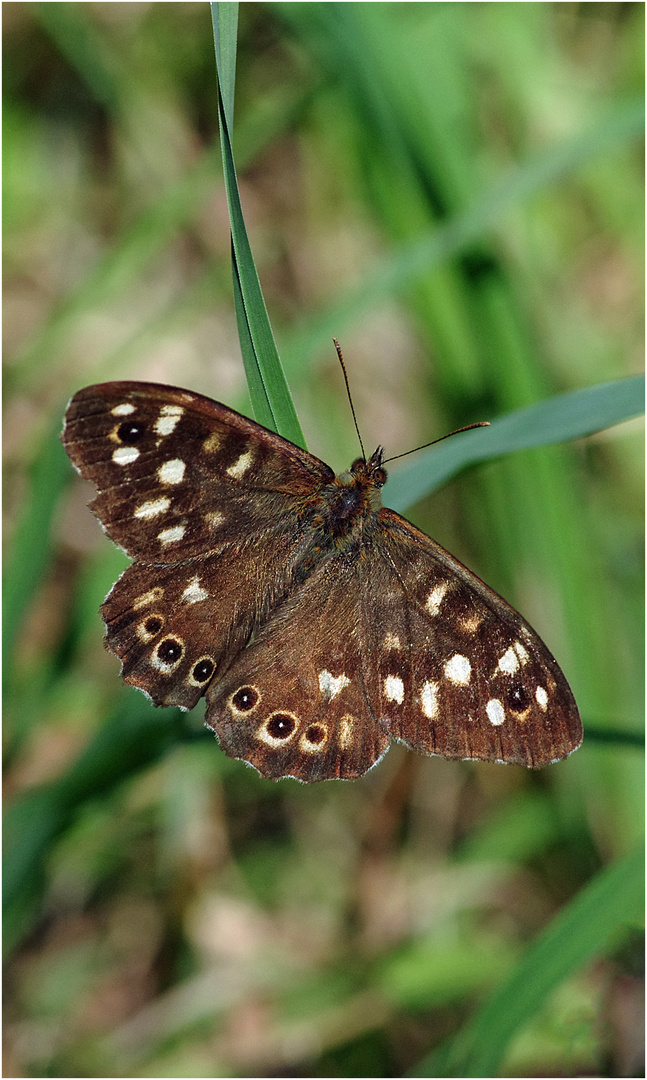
top-left (62, 380), bottom-right (582, 781)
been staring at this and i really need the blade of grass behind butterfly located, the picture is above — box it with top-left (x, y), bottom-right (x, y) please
top-left (384, 375), bottom-right (645, 512)
top-left (408, 845), bottom-right (644, 1078)
top-left (211, 2), bottom-right (306, 448)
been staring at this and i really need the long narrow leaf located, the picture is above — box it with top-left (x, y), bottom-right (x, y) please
top-left (211, 2), bottom-right (305, 446)
top-left (386, 375), bottom-right (645, 512)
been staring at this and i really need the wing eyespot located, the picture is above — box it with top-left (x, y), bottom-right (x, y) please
top-left (117, 420), bottom-right (146, 445)
top-left (190, 657), bottom-right (216, 685)
top-left (230, 686), bottom-right (261, 714)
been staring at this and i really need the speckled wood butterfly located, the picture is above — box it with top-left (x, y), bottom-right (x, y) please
top-left (62, 381), bottom-right (582, 781)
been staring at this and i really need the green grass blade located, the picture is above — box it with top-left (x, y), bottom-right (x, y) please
top-left (412, 845), bottom-right (644, 1077)
top-left (211, 0), bottom-right (238, 131)
top-left (211, 2), bottom-right (305, 447)
top-left (386, 376), bottom-right (645, 512)
top-left (584, 725), bottom-right (644, 749)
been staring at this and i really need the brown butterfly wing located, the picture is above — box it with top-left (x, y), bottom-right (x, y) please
top-left (358, 509), bottom-right (582, 768)
top-left (205, 553), bottom-right (390, 781)
top-left (100, 529), bottom-right (315, 711)
top-left (63, 382), bottom-right (333, 709)
top-left (63, 382), bottom-right (333, 561)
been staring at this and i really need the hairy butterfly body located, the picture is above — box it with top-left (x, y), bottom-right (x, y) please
top-left (63, 381), bottom-right (582, 781)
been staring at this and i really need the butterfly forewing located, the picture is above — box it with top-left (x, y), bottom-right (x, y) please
top-left (63, 380), bottom-right (582, 779)
top-left (63, 382), bottom-right (333, 562)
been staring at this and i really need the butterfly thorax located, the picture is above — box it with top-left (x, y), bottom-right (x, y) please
top-left (310, 447), bottom-right (387, 547)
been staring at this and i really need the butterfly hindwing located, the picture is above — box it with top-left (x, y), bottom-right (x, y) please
top-left (101, 526), bottom-right (315, 710)
top-left (205, 554), bottom-right (390, 781)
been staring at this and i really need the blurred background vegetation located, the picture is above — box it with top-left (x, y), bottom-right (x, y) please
top-left (3, 3), bottom-right (644, 1077)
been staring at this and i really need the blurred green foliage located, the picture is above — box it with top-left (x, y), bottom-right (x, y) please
top-left (3, 3), bottom-right (644, 1077)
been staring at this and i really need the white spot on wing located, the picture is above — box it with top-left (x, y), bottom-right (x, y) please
top-left (514, 641), bottom-right (530, 665)
top-left (536, 685), bottom-right (548, 710)
top-left (227, 450), bottom-right (253, 478)
top-left (203, 433), bottom-right (221, 453)
top-left (181, 577), bottom-right (209, 604)
top-left (133, 587), bottom-right (164, 609)
top-left (338, 714), bottom-right (355, 749)
top-left (420, 680), bottom-right (439, 719)
top-left (158, 459), bottom-right (186, 484)
top-left (486, 698), bottom-right (505, 726)
top-left (134, 496), bottom-right (171, 519)
top-left (426, 583), bottom-right (448, 616)
top-left (384, 633), bottom-right (401, 649)
top-left (111, 403), bottom-right (135, 416)
top-left (158, 524), bottom-right (186, 545)
top-left (498, 646), bottom-right (520, 675)
top-left (383, 674), bottom-right (404, 704)
top-left (205, 511), bottom-right (224, 529)
top-left (318, 670), bottom-right (350, 700)
top-left (113, 446), bottom-right (140, 465)
top-left (154, 405), bottom-right (184, 436)
top-left (444, 653), bottom-right (471, 686)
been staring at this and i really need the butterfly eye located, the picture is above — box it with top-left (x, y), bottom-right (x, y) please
top-left (117, 420), bottom-right (146, 445)
top-left (372, 467), bottom-right (387, 487)
top-left (350, 458), bottom-right (366, 474)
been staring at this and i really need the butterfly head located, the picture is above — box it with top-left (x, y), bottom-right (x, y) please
top-left (349, 446), bottom-right (387, 489)
top-left (322, 447), bottom-right (388, 541)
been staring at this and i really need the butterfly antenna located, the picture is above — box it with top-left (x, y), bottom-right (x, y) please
top-left (333, 338), bottom-right (366, 461)
top-left (382, 421), bottom-right (490, 465)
